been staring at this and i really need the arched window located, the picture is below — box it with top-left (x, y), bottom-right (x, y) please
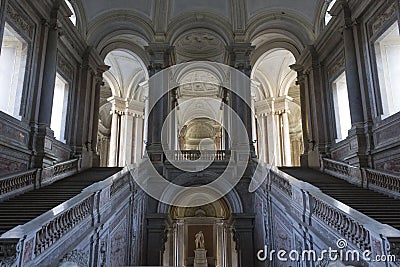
top-left (65, 0), bottom-right (77, 26)
top-left (325, 0), bottom-right (337, 25)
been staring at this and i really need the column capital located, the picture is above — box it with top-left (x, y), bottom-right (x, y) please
top-left (228, 43), bottom-right (255, 76)
top-left (329, 0), bottom-right (353, 28)
top-left (145, 43), bottom-right (175, 75)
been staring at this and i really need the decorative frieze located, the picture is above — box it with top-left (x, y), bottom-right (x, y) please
top-left (371, 2), bottom-right (397, 36)
top-left (6, 3), bottom-right (34, 39)
top-left (59, 249), bottom-right (89, 267)
top-left (328, 53), bottom-right (345, 79)
top-left (57, 51), bottom-right (74, 79)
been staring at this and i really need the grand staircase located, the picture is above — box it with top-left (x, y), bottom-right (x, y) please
top-left (280, 167), bottom-right (400, 231)
top-left (0, 167), bottom-right (122, 236)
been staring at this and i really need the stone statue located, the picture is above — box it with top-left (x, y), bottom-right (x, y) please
top-left (195, 231), bottom-right (205, 249)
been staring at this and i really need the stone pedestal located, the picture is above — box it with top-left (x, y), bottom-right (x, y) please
top-left (194, 249), bottom-right (207, 267)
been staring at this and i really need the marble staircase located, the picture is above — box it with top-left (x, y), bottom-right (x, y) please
top-left (0, 167), bottom-right (122, 236)
top-left (280, 167), bottom-right (400, 230)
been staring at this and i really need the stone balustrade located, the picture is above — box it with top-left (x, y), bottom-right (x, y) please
top-left (0, 158), bottom-right (81, 201)
top-left (0, 170), bottom-right (38, 201)
top-left (364, 168), bottom-right (400, 198)
top-left (259, 163), bottom-right (400, 264)
top-left (321, 158), bottom-right (363, 186)
top-left (0, 166), bottom-right (133, 267)
top-left (166, 150), bottom-right (229, 161)
top-left (322, 158), bottom-right (400, 199)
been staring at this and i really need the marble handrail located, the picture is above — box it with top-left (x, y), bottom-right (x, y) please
top-left (322, 158), bottom-right (400, 198)
top-left (0, 166), bottom-right (132, 267)
top-left (321, 158), bottom-right (362, 186)
top-left (364, 168), bottom-right (400, 198)
top-left (0, 158), bottom-right (81, 201)
top-left (0, 169), bottom-right (38, 201)
top-left (257, 163), bottom-right (400, 259)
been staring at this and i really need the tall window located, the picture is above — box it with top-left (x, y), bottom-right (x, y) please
top-left (65, 0), bottom-right (77, 26)
top-left (50, 73), bottom-right (69, 142)
top-left (332, 72), bottom-right (351, 142)
top-left (375, 21), bottom-right (400, 118)
top-left (325, 0), bottom-right (337, 25)
top-left (0, 23), bottom-right (28, 120)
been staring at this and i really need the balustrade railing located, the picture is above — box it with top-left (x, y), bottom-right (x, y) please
top-left (261, 163), bottom-right (400, 263)
top-left (0, 166), bottom-right (132, 267)
top-left (321, 158), bottom-right (362, 186)
top-left (0, 158), bottom-right (81, 201)
top-left (0, 170), bottom-right (38, 201)
top-left (167, 150), bottom-right (229, 161)
top-left (321, 158), bottom-right (400, 198)
top-left (364, 168), bottom-right (400, 197)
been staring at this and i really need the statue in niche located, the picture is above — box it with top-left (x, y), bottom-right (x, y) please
top-left (195, 231), bottom-right (205, 249)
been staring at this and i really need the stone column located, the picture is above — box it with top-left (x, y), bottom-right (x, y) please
top-left (281, 111), bottom-right (292, 166)
top-left (290, 64), bottom-right (310, 166)
top-left (108, 111), bottom-right (120, 167)
top-left (223, 90), bottom-right (231, 151)
top-left (119, 108), bottom-right (134, 166)
top-left (333, 1), bottom-right (364, 125)
top-left (232, 215), bottom-right (255, 267)
top-left (146, 214), bottom-right (168, 266)
top-left (255, 113), bottom-right (268, 163)
top-left (108, 97), bottom-right (125, 167)
top-left (38, 1), bottom-right (62, 128)
top-left (343, 8), bottom-right (364, 125)
top-left (229, 44), bottom-right (256, 156)
top-left (216, 220), bottom-right (227, 267)
top-left (172, 219), bottom-right (184, 267)
top-left (91, 66), bottom-right (110, 166)
top-left (34, 0), bottom-right (62, 167)
top-left (145, 44), bottom-right (174, 161)
top-left (133, 116), bottom-right (144, 163)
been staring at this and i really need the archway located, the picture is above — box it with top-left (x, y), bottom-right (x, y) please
top-left (251, 48), bottom-right (304, 166)
top-left (97, 49), bottom-right (148, 167)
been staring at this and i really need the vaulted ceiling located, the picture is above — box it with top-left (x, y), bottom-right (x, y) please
top-left (81, 0), bottom-right (320, 25)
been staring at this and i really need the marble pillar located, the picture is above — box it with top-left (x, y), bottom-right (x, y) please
top-left (108, 111), bottom-right (120, 167)
top-left (38, 1), bottom-right (61, 128)
top-left (34, 0), bottom-right (61, 167)
top-left (91, 66), bottom-right (109, 166)
top-left (291, 64), bottom-right (310, 167)
top-left (133, 116), bottom-right (144, 163)
top-left (341, 3), bottom-right (364, 125)
top-left (282, 112), bottom-right (292, 166)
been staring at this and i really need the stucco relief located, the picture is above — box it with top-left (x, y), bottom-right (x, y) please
top-left (109, 218), bottom-right (128, 267)
top-left (376, 159), bottom-right (400, 174)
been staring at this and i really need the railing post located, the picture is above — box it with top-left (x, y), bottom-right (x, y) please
top-left (35, 169), bottom-right (42, 189)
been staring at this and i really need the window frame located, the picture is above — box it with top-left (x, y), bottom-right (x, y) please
top-left (0, 20), bottom-right (32, 122)
top-left (370, 19), bottom-right (400, 121)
